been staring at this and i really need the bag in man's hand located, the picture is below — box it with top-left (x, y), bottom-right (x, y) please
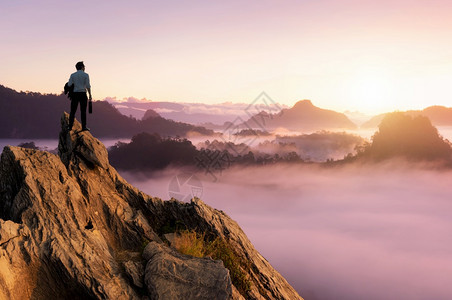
top-left (63, 82), bottom-right (74, 101)
top-left (89, 100), bottom-right (93, 114)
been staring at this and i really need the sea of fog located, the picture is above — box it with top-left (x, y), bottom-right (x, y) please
top-left (1, 126), bottom-right (451, 153)
top-left (123, 164), bottom-right (452, 300)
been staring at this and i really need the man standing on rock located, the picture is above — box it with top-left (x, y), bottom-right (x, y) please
top-left (67, 61), bottom-right (92, 131)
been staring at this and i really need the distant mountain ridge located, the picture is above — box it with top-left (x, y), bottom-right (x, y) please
top-left (243, 100), bottom-right (357, 131)
top-left (361, 106), bottom-right (452, 128)
top-left (0, 85), bottom-right (213, 138)
top-left (110, 101), bottom-right (252, 125)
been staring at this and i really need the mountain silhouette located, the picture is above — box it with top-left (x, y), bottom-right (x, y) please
top-left (0, 85), bottom-right (213, 138)
top-left (358, 112), bottom-right (452, 162)
top-left (142, 109), bottom-right (161, 120)
top-left (361, 106), bottom-right (452, 128)
top-left (111, 101), bottom-right (249, 125)
top-left (244, 100), bottom-right (357, 131)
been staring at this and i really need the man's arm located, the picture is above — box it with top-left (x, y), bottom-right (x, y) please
top-left (87, 87), bottom-right (92, 101)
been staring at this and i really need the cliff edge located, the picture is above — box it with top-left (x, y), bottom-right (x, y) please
top-left (0, 113), bottom-right (302, 299)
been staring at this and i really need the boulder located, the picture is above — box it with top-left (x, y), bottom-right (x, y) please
top-left (143, 241), bottom-right (232, 300)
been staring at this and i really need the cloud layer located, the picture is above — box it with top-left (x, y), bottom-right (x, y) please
top-left (123, 163), bottom-right (452, 300)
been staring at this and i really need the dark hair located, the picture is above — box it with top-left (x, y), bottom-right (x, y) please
top-left (75, 61), bottom-right (85, 70)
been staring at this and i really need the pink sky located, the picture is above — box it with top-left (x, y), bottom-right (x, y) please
top-left (1, 0), bottom-right (452, 113)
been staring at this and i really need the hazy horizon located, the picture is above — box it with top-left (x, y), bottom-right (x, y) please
top-left (2, 82), bottom-right (451, 118)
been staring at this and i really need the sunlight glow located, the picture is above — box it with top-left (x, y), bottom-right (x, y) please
top-left (347, 66), bottom-right (396, 113)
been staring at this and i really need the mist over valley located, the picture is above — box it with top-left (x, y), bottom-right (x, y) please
top-left (122, 162), bottom-right (452, 300)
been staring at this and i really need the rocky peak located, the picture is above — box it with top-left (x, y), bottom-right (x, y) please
top-left (292, 100), bottom-right (314, 110)
top-left (0, 113), bottom-right (302, 299)
top-left (58, 112), bottom-right (110, 169)
top-left (142, 109), bottom-right (161, 121)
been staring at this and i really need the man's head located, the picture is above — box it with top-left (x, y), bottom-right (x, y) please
top-left (75, 61), bottom-right (85, 70)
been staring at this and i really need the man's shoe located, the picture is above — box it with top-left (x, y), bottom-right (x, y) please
top-left (82, 127), bottom-right (90, 132)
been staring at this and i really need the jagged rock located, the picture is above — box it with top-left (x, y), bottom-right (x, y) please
top-left (143, 241), bottom-right (232, 299)
top-left (0, 113), bottom-right (303, 299)
top-left (58, 112), bottom-right (109, 169)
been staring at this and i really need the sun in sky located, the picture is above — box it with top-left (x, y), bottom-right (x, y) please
top-left (346, 64), bottom-right (397, 113)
